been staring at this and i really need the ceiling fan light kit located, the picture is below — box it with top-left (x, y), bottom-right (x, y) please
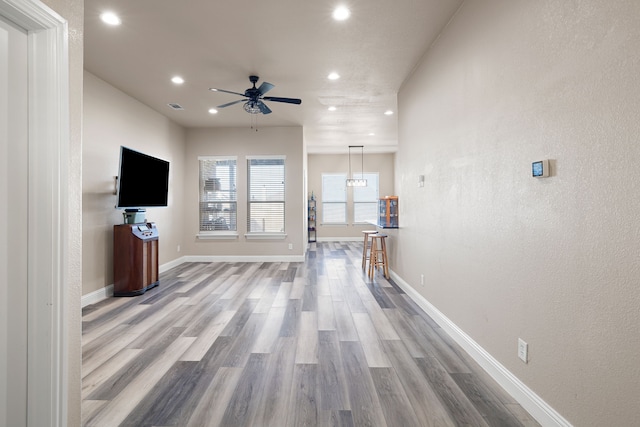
top-left (243, 101), bottom-right (262, 114)
top-left (211, 75), bottom-right (302, 115)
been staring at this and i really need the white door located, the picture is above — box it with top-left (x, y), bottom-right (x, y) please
top-left (0, 13), bottom-right (29, 427)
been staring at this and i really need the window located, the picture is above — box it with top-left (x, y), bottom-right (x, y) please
top-left (199, 157), bottom-right (237, 233)
top-left (322, 173), bottom-right (347, 224)
top-left (247, 156), bottom-right (285, 234)
top-left (353, 172), bottom-right (379, 223)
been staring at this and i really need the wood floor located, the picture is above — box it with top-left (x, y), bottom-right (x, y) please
top-left (82, 241), bottom-right (540, 427)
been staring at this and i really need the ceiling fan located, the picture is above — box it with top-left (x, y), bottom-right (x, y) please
top-left (209, 75), bottom-right (302, 115)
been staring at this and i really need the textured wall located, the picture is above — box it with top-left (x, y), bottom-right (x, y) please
top-left (395, 0), bottom-right (640, 425)
top-left (83, 71), bottom-right (186, 295)
top-left (184, 126), bottom-right (305, 257)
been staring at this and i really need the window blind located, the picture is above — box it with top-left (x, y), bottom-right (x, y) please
top-left (322, 173), bottom-right (347, 223)
top-left (353, 172), bottom-right (379, 223)
top-left (199, 157), bottom-right (237, 232)
top-left (247, 156), bottom-right (285, 233)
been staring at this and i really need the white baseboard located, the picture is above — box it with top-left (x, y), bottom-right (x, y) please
top-left (81, 284), bottom-right (113, 308)
top-left (184, 254), bottom-right (305, 263)
top-left (316, 237), bottom-right (362, 242)
top-left (160, 255), bottom-right (187, 273)
top-left (81, 254), bottom-right (307, 308)
top-left (389, 270), bottom-right (572, 427)
top-left (81, 256), bottom-right (188, 308)
top-left (81, 254), bottom-right (568, 426)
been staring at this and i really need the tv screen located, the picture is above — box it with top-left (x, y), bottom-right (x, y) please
top-left (115, 146), bottom-right (169, 209)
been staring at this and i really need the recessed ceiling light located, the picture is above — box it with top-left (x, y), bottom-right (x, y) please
top-left (368, 132), bottom-right (375, 136)
top-left (333, 6), bottom-right (351, 21)
top-left (327, 72), bottom-right (340, 80)
top-left (100, 11), bottom-right (121, 26)
top-left (171, 76), bottom-right (184, 85)
top-left (384, 110), bottom-right (394, 115)
top-left (208, 108), bottom-right (218, 114)
top-left (328, 106), bottom-right (337, 111)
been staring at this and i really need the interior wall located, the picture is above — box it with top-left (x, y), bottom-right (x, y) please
top-left (307, 153), bottom-right (395, 240)
top-left (394, 0), bottom-right (640, 425)
top-left (184, 126), bottom-right (305, 257)
top-left (83, 71), bottom-right (186, 296)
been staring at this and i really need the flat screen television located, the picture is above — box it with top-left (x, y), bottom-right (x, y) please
top-left (115, 146), bottom-right (170, 209)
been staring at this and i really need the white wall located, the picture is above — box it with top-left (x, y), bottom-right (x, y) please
top-left (395, 1), bottom-right (640, 425)
top-left (83, 71), bottom-right (186, 296)
top-left (184, 127), bottom-right (305, 258)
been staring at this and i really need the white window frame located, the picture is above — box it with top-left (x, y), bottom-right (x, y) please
top-left (353, 172), bottom-right (379, 224)
top-left (198, 156), bottom-right (238, 239)
top-left (246, 155), bottom-right (286, 239)
top-left (322, 173), bottom-right (347, 225)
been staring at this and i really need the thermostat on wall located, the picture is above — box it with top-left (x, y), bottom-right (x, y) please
top-left (532, 159), bottom-right (549, 178)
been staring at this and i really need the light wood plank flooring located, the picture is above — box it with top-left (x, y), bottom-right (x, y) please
top-left (82, 241), bottom-right (540, 427)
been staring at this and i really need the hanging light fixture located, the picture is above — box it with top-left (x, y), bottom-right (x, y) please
top-left (243, 101), bottom-right (261, 114)
top-left (346, 145), bottom-right (367, 187)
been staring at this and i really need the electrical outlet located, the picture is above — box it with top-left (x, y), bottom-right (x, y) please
top-left (177, 245), bottom-right (181, 252)
top-left (420, 274), bottom-right (424, 286)
top-left (518, 338), bottom-right (528, 363)
top-left (288, 243), bottom-right (293, 250)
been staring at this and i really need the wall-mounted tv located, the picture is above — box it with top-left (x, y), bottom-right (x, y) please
top-left (115, 146), bottom-right (170, 209)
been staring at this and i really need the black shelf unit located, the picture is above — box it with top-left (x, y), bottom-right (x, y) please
top-left (308, 198), bottom-right (317, 242)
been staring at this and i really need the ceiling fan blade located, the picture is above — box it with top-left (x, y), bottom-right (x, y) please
top-left (258, 101), bottom-right (272, 115)
top-left (209, 88), bottom-right (247, 97)
top-left (217, 99), bottom-right (246, 108)
top-left (257, 82), bottom-right (274, 95)
top-left (263, 96), bottom-right (302, 105)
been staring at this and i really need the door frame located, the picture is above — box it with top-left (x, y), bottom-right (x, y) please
top-left (0, 1), bottom-right (69, 426)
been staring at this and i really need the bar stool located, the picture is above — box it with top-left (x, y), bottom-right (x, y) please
top-left (368, 233), bottom-right (389, 279)
top-left (361, 230), bottom-right (378, 270)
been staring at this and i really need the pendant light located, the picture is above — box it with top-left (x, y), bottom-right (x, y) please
top-left (346, 145), bottom-right (367, 187)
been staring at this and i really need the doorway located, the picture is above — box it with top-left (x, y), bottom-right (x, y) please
top-left (0, 13), bottom-right (29, 427)
top-left (0, 1), bottom-right (69, 425)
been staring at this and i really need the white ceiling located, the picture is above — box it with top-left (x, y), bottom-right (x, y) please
top-left (84, 0), bottom-right (463, 153)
